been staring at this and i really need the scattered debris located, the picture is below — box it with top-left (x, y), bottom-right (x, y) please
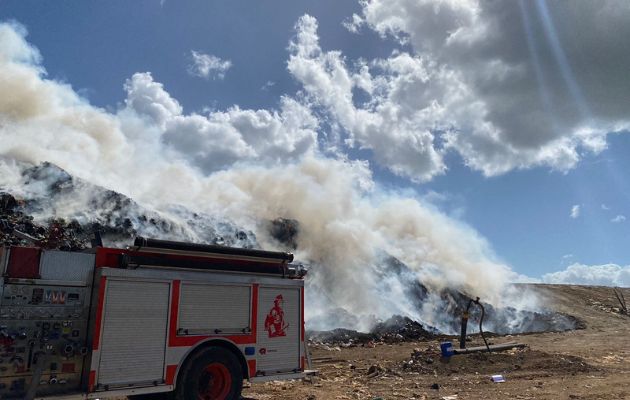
top-left (491, 374), bottom-right (506, 383)
top-left (367, 364), bottom-right (384, 378)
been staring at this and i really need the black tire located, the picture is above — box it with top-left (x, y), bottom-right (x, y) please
top-left (174, 346), bottom-right (243, 400)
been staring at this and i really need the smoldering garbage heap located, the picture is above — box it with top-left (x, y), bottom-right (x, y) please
top-left (270, 219), bottom-right (585, 343)
top-left (1, 161), bottom-right (585, 342)
top-left (307, 315), bottom-right (438, 347)
top-left (0, 162), bottom-right (257, 250)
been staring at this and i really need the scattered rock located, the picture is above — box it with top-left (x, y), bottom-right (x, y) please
top-left (367, 364), bottom-right (383, 375)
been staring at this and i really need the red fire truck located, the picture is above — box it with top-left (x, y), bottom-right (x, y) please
top-left (0, 236), bottom-right (307, 399)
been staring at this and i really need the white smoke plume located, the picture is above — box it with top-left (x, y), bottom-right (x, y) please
top-left (0, 20), bottom-right (538, 332)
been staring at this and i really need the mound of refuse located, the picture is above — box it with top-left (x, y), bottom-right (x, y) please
top-left (308, 315), bottom-right (438, 346)
top-left (0, 162), bottom-right (257, 249)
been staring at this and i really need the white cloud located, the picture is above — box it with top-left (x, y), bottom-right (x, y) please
top-left (601, 203), bottom-right (610, 211)
top-left (611, 215), bottom-right (626, 223)
top-left (341, 14), bottom-right (364, 34)
top-left (543, 263), bottom-right (630, 287)
top-left (188, 50), bottom-right (232, 80)
top-left (570, 205), bottom-right (580, 219)
top-left (288, 15), bottom-right (446, 182)
top-left (124, 72), bottom-right (182, 128)
top-left (343, 0), bottom-right (630, 177)
top-left (0, 22), bottom-right (318, 180)
top-left (124, 72), bottom-right (318, 173)
top-left (261, 80), bottom-right (275, 91)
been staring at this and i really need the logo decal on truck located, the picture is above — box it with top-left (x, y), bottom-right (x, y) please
top-left (264, 294), bottom-right (288, 337)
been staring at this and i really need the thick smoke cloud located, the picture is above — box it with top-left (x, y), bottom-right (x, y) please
top-left (543, 263), bottom-right (630, 287)
top-left (1, 20), bottom-right (533, 330)
top-left (340, 0), bottom-right (630, 178)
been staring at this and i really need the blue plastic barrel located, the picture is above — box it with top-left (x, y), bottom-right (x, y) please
top-left (440, 341), bottom-right (454, 358)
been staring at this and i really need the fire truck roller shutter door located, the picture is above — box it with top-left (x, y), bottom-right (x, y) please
top-left (97, 280), bottom-right (170, 387)
top-left (178, 283), bottom-right (251, 334)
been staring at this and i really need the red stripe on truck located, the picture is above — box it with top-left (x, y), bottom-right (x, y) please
top-left (170, 335), bottom-right (256, 347)
top-left (92, 276), bottom-right (107, 350)
top-left (166, 364), bottom-right (178, 385)
top-left (168, 280), bottom-right (181, 347)
top-left (88, 370), bottom-right (96, 392)
top-left (248, 359), bottom-right (257, 377)
top-left (252, 284), bottom-right (259, 337)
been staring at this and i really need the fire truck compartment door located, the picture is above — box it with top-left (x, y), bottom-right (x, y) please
top-left (97, 280), bottom-right (170, 387)
top-left (256, 287), bottom-right (301, 373)
top-left (178, 283), bottom-right (251, 334)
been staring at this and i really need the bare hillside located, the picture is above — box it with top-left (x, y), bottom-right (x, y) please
top-left (244, 284), bottom-right (630, 400)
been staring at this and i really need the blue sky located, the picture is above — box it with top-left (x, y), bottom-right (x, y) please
top-left (1, 0), bottom-right (629, 283)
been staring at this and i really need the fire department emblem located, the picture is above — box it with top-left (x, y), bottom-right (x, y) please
top-left (264, 294), bottom-right (288, 338)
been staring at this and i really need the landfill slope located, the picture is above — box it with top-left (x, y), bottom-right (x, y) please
top-left (243, 284), bottom-right (630, 400)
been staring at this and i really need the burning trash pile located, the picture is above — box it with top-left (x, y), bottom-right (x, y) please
top-left (0, 184), bottom-right (150, 251)
top-left (308, 315), bottom-right (437, 346)
top-left (0, 162), bottom-right (258, 250)
top-left (0, 192), bottom-right (89, 250)
top-left (0, 192), bottom-right (88, 250)
top-left (426, 288), bottom-right (586, 335)
top-left (1, 163), bottom-right (585, 340)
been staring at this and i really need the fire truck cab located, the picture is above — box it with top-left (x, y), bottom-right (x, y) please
top-left (0, 237), bottom-right (306, 400)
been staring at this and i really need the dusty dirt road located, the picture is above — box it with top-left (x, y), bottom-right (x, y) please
top-left (242, 284), bottom-right (630, 400)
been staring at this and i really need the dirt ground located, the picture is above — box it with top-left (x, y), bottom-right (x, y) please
top-left (242, 284), bottom-right (630, 400)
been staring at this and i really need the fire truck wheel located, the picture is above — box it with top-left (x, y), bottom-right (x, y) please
top-left (176, 346), bottom-right (243, 400)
